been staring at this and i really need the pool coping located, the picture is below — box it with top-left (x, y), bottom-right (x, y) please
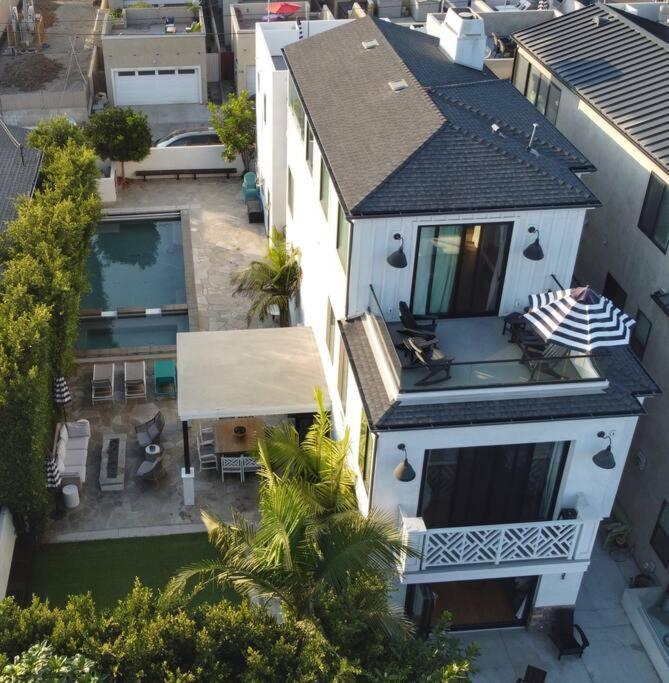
top-left (75, 207), bottom-right (199, 361)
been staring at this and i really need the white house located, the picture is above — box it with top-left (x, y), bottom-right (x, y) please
top-left (271, 12), bottom-right (659, 630)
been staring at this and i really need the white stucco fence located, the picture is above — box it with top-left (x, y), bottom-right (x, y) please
top-left (117, 145), bottom-right (243, 179)
top-left (0, 507), bottom-right (16, 599)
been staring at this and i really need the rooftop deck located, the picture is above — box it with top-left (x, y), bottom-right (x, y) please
top-left (110, 19), bottom-right (196, 35)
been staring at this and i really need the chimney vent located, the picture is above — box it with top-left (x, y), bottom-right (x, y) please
top-left (362, 39), bottom-right (379, 49)
top-left (439, 8), bottom-right (486, 71)
top-left (388, 79), bottom-right (408, 92)
top-left (592, 15), bottom-right (607, 27)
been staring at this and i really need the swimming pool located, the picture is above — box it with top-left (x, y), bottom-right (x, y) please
top-left (77, 213), bottom-right (189, 350)
top-left (81, 213), bottom-right (186, 311)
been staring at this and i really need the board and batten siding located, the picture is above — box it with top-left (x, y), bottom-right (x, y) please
top-left (347, 207), bottom-right (587, 319)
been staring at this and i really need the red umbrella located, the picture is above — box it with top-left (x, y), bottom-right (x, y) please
top-left (267, 1), bottom-right (301, 13)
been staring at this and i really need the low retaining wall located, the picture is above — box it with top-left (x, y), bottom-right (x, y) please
top-left (119, 145), bottom-right (243, 179)
top-left (0, 507), bottom-right (16, 599)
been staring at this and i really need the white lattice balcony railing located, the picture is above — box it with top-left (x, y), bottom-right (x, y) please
top-left (399, 497), bottom-right (599, 573)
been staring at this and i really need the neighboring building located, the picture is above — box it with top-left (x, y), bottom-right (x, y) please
top-left (255, 19), bottom-right (350, 231)
top-left (101, 6), bottom-right (208, 106)
top-left (514, 5), bottom-right (669, 587)
top-left (276, 12), bottom-right (659, 630)
top-left (0, 124), bottom-right (41, 229)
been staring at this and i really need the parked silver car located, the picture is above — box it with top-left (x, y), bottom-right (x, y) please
top-left (154, 127), bottom-right (220, 147)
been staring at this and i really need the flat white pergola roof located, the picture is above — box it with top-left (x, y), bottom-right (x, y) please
top-left (176, 327), bottom-right (331, 420)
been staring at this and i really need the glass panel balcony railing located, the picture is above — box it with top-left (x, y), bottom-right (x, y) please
top-left (366, 286), bottom-right (603, 393)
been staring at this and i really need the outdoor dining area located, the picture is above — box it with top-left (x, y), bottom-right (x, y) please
top-left (176, 326), bottom-right (330, 505)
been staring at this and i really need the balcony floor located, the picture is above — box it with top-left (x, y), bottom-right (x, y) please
top-left (388, 317), bottom-right (590, 391)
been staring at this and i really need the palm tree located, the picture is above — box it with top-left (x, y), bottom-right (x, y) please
top-left (231, 227), bottom-right (301, 327)
top-left (171, 393), bottom-right (415, 637)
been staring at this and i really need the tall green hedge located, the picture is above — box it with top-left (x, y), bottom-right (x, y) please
top-left (0, 122), bottom-right (101, 534)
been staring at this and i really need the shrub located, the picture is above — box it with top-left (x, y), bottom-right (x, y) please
top-left (0, 641), bottom-right (98, 682)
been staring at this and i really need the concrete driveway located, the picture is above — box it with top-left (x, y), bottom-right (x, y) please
top-left (136, 104), bottom-right (213, 140)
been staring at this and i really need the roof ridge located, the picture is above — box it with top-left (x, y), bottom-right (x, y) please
top-left (436, 87), bottom-right (584, 166)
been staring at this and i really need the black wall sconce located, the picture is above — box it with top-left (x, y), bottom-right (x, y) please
top-left (523, 226), bottom-right (544, 261)
top-left (592, 431), bottom-right (616, 470)
top-left (387, 233), bottom-right (408, 269)
top-left (393, 443), bottom-right (416, 482)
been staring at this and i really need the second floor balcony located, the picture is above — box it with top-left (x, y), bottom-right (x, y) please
top-left (367, 285), bottom-right (604, 395)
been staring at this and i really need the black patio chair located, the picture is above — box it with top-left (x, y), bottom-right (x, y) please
top-left (549, 608), bottom-right (589, 659)
top-left (399, 301), bottom-right (437, 335)
top-left (404, 337), bottom-right (453, 386)
top-left (516, 665), bottom-right (547, 683)
top-left (520, 342), bottom-right (569, 380)
top-left (135, 411), bottom-right (165, 448)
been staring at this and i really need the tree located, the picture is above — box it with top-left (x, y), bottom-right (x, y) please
top-left (27, 116), bottom-right (87, 157)
top-left (85, 107), bottom-right (152, 185)
top-left (208, 92), bottom-right (255, 172)
top-left (231, 227), bottom-right (301, 327)
top-left (171, 393), bottom-right (413, 637)
top-left (0, 642), bottom-right (97, 683)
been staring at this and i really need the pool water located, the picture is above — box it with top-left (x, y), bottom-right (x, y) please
top-left (81, 214), bottom-right (186, 311)
top-left (77, 314), bottom-right (189, 349)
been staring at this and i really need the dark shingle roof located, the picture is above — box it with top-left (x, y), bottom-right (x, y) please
top-left (283, 16), bottom-right (598, 217)
top-left (0, 125), bottom-right (41, 228)
top-left (340, 317), bottom-right (660, 431)
top-left (515, 5), bottom-right (669, 174)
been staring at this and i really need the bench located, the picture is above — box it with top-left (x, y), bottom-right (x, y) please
top-left (135, 168), bottom-right (238, 180)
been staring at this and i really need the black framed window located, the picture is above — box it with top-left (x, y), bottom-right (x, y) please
top-left (287, 167), bottom-right (294, 217)
top-left (319, 158), bottom-right (329, 217)
top-left (512, 54), bottom-right (529, 93)
top-left (306, 124), bottom-right (314, 174)
top-left (602, 273), bottom-right (627, 310)
top-left (288, 76), bottom-right (305, 138)
top-left (358, 414), bottom-right (375, 493)
top-left (326, 301), bottom-right (336, 361)
top-left (514, 60), bottom-right (561, 124)
top-left (639, 173), bottom-right (669, 252)
top-left (337, 341), bottom-right (349, 413)
top-left (336, 204), bottom-right (350, 274)
top-left (545, 83), bottom-right (561, 125)
top-left (651, 500), bottom-right (669, 568)
top-left (651, 289), bottom-right (669, 317)
top-left (631, 309), bottom-right (652, 360)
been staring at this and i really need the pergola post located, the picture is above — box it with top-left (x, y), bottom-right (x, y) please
top-left (181, 420), bottom-right (195, 506)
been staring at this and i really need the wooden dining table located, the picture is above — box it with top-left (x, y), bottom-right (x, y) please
top-left (214, 417), bottom-right (266, 455)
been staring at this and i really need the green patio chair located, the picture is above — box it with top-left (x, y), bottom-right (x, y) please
top-left (154, 359), bottom-right (177, 398)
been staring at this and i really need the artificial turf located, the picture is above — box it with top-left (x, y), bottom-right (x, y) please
top-left (30, 533), bottom-right (237, 610)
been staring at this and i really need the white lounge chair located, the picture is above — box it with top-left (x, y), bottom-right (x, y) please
top-left (92, 363), bottom-right (115, 403)
top-left (124, 361), bottom-right (147, 401)
top-left (197, 434), bottom-right (218, 471)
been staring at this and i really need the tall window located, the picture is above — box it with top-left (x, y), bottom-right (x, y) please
top-left (639, 173), bottom-right (669, 252)
top-left (651, 500), bottom-right (669, 568)
top-left (412, 223), bottom-right (511, 317)
top-left (337, 341), bottom-right (349, 414)
top-left (319, 158), bottom-right (330, 217)
top-left (288, 76), bottom-right (305, 138)
top-left (336, 205), bottom-right (350, 274)
top-left (306, 124), bottom-right (314, 174)
top-left (513, 54), bottom-right (561, 125)
top-left (358, 414), bottom-right (375, 494)
top-left (287, 167), bottom-right (294, 217)
top-left (326, 301), bottom-right (336, 361)
top-left (603, 273), bottom-right (627, 310)
top-left (631, 309), bottom-right (652, 360)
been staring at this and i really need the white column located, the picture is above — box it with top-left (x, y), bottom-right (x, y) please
top-left (181, 467), bottom-right (195, 506)
top-left (400, 507), bottom-right (426, 573)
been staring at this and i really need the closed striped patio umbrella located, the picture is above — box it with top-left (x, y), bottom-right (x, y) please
top-left (45, 451), bottom-right (62, 490)
top-left (53, 376), bottom-right (71, 420)
top-left (523, 286), bottom-right (635, 353)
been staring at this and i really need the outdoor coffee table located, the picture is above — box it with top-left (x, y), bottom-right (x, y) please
top-left (99, 433), bottom-right (127, 492)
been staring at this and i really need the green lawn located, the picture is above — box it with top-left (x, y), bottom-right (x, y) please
top-left (31, 533), bottom-right (238, 610)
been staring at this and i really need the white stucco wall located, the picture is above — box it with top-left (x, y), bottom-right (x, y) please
top-left (0, 507), bottom-right (16, 599)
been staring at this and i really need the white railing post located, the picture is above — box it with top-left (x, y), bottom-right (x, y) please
top-left (399, 507), bottom-right (426, 573)
top-left (573, 493), bottom-right (600, 561)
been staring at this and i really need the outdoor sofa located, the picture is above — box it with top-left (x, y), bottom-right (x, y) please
top-left (52, 420), bottom-right (91, 486)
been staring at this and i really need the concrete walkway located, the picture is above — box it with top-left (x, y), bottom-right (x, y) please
top-left (463, 542), bottom-right (660, 682)
top-left (110, 178), bottom-right (269, 332)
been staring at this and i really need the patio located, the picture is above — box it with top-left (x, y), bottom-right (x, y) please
top-left (45, 362), bottom-right (261, 543)
top-left (464, 541), bottom-right (660, 682)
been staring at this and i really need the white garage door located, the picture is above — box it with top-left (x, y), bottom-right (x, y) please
top-left (113, 67), bottom-right (201, 106)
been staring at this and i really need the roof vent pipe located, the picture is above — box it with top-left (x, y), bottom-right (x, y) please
top-left (527, 122), bottom-right (538, 151)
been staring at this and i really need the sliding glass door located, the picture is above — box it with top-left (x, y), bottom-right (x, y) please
top-left (418, 442), bottom-right (568, 529)
top-left (411, 223), bottom-right (511, 317)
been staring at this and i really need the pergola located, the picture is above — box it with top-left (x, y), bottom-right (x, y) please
top-left (176, 328), bottom-right (330, 502)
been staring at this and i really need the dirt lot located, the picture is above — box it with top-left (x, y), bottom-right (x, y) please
top-left (0, 0), bottom-right (97, 94)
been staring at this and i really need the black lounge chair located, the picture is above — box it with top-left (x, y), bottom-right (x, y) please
top-left (516, 665), bottom-right (547, 683)
top-left (520, 342), bottom-right (569, 380)
top-left (135, 411), bottom-right (165, 448)
top-left (399, 301), bottom-right (437, 335)
top-left (549, 608), bottom-right (589, 659)
top-left (404, 337), bottom-right (453, 386)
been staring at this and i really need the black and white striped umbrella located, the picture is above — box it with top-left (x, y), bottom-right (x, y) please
top-left (53, 376), bottom-right (72, 406)
top-left (523, 286), bottom-right (635, 353)
top-left (45, 451), bottom-right (62, 490)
